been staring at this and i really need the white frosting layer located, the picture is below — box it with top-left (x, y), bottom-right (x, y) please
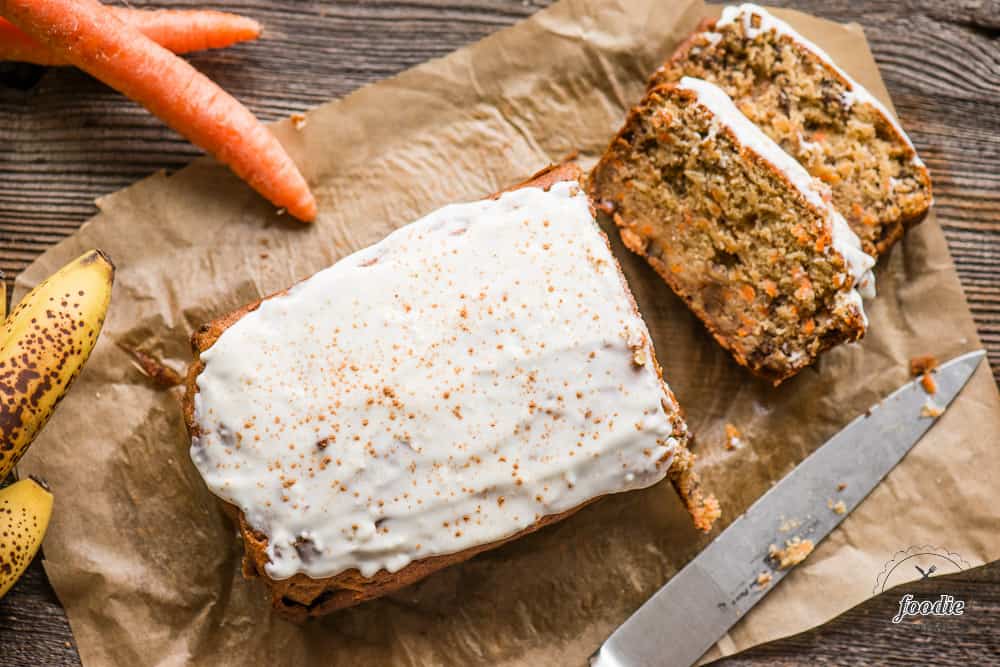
top-left (678, 76), bottom-right (876, 320)
top-left (192, 181), bottom-right (683, 580)
top-left (715, 4), bottom-right (924, 168)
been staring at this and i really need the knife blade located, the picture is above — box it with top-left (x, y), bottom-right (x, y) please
top-left (591, 349), bottom-right (985, 667)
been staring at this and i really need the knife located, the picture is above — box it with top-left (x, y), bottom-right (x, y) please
top-left (591, 349), bottom-right (986, 667)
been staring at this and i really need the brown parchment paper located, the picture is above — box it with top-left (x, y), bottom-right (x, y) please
top-left (15, 1), bottom-right (1000, 665)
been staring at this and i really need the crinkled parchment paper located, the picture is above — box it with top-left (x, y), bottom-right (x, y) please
top-left (16, 1), bottom-right (1000, 664)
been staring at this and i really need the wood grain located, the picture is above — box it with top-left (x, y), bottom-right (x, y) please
top-left (1, 0), bottom-right (998, 665)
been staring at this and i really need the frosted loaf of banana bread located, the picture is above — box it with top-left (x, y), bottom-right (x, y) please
top-left (590, 78), bottom-right (875, 384)
top-left (651, 4), bottom-right (932, 257)
top-left (183, 165), bottom-right (717, 619)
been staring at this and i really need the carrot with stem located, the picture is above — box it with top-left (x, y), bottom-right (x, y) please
top-left (0, 0), bottom-right (316, 222)
top-left (0, 9), bottom-right (261, 66)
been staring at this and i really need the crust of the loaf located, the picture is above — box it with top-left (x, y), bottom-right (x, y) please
top-left (654, 15), bottom-right (932, 257)
top-left (589, 84), bottom-right (867, 385)
top-left (182, 162), bottom-right (715, 621)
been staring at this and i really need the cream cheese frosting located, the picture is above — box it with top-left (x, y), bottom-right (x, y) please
top-left (191, 181), bottom-right (685, 581)
top-left (677, 76), bottom-right (876, 324)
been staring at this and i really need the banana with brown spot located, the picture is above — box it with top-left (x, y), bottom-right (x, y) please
top-left (0, 478), bottom-right (53, 598)
top-left (0, 250), bottom-right (114, 478)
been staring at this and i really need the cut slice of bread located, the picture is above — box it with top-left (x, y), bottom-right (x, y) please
top-left (590, 77), bottom-right (875, 384)
top-left (651, 4), bottom-right (932, 258)
top-left (183, 164), bottom-right (719, 621)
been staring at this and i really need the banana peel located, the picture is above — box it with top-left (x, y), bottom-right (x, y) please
top-left (0, 477), bottom-right (53, 599)
top-left (0, 249), bottom-right (115, 479)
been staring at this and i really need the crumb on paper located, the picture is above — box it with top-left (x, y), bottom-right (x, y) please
top-left (724, 423), bottom-right (743, 450)
top-left (756, 571), bottom-right (772, 588)
top-left (769, 537), bottom-right (815, 569)
top-left (837, 482), bottom-right (847, 492)
top-left (827, 498), bottom-right (847, 515)
top-left (921, 373), bottom-right (937, 395)
top-left (116, 342), bottom-right (184, 389)
top-left (291, 113), bottom-right (308, 130)
top-left (560, 149), bottom-right (580, 163)
top-left (689, 493), bottom-right (721, 533)
top-left (921, 400), bottom-right (943, 418)
top-left (910, 354), bottom-right (939, 377)
top-left (778, 517), bottom-right (800, 533)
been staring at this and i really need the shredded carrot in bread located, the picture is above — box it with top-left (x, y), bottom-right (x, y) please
top-left (794, 278), bottom-right (814, 302)
top-left (851, 202), bottom-right (865, 222)
top-left (792, 224), bottom-right (810, 246)
top-left (816, 164), bottom-right (841, 185)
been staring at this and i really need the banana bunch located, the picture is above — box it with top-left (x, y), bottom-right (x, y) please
top-left (0, 249), bottom-right (114, 599)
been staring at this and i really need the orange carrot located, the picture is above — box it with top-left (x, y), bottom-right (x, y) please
top-left (0, 16), bottom-right (40, 64)
top-left (0, 9), bottom-right (260, 66)
top-left (122, 8), bottom-right (260, 54)
top-left (0, 0), bottom-right (316, 222)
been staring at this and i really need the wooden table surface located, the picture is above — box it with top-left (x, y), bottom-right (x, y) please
top-left (1, 1), bottom-right (998, 664)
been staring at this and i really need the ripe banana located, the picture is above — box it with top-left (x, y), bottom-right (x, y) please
top-left (0, 250), bottom-right (114, 479)
top-left (0, 477), bottom-right (53, 598)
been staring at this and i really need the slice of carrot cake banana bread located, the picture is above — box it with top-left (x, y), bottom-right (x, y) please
top-left (183, 164), bottom-right (718, 620)
top-left (590, 77), bottom-right (875, 385)
top-left (651, 3), bottom-right (932, 258)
